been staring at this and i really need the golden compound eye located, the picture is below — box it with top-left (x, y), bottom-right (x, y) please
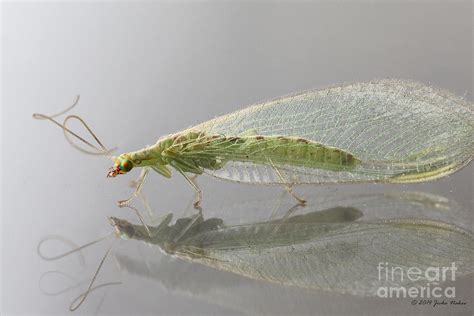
top-left (119, 159), bottom-right (133, 172)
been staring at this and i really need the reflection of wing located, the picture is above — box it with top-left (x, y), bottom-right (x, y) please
top-left (178, 219), bottom-right (474, 296)
top-left (186, 80), bottom-right (473, 184)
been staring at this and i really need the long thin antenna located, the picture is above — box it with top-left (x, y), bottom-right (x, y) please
top-left (46, 95), bottom-right (81, 118)
top-left (33, 95), bottom-right (116, 156)
top-left (62, 114), bottom-right (116, 156)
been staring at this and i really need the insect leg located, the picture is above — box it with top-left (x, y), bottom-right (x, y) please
top-left (188, 175), bottom-right (203, 210)
top-left (178, 169), bottom-right (203, 210)
top-left (172, 210), bottom-right (203, 243)
top-left (268, 202), bottom-right (306, 235)
top-left (278, 202), bottom-right (306, 222)
top-left (269, 159), bottom-right (306, 205)
top-left (267, 190), bottom-right (287, 221)
top-left (128, 171), bottom-right (155, 219)
top-left (117, 168), bottom-right (154, 234)
top-left (169, 160), bottom-right (204, 210)
top-left (181, 175), bottom-right (201, 212)
top-left (118, 202), bottom-right (152, 237)
top-left (284, 184), bottom-right (306, 205)
top-left (117, 167), bottom-right (150, 207)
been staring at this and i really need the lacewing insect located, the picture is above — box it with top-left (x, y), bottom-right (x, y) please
top-left (34, 79), bottom-right (474, 210)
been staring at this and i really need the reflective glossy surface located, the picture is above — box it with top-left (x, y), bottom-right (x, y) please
top-left (2, 2), bottom-right (472, 316)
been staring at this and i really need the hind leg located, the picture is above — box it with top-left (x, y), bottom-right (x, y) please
top-left (269, 159), bottom-right (306, 204)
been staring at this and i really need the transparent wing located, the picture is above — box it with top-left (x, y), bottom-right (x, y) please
top-left (183, 79), bottom-right (473, 184)
top-left (204, 161), bottom-right (380, 184)
top-left (179, 219), bottom-right (474, 296)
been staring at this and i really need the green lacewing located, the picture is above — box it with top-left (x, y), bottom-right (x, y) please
top-left (108, 80), bottom-right (473, 203)
top-left (35, 79), bottom-right (473, 208)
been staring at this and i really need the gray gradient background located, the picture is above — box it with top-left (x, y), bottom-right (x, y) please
top-left (1, 1), bottom-right (473, 316)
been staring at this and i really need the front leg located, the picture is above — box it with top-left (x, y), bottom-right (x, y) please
top-left (118, 167), bottom-right (150, 207)
top-left (116, 167), bottom-right (153, 236)
top-left (128, 174), bottom-right (154, 219)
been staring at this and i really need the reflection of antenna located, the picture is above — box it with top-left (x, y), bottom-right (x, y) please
top-left (38, 233), bottom-right (121, 311)
top-left (69, 240), bottom-right (119, 311)
top-left (38, 235), bottom-right (108, 261)
top-left (39, 270), bottom-right (88, 296)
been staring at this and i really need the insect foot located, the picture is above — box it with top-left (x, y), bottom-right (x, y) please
top-left (193, 200), bottom-right (203, 211)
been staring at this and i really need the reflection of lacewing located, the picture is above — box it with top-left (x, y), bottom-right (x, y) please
top-left (35, 79), bottom-right (473, 207)
top-left (110, 206), bottom-right (474, 296)
top-left (39, 191), bottom-right (473, 310)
